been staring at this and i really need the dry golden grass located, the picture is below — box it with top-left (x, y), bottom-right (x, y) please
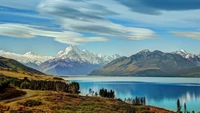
top-left (1, 90), bottom-right (174, 113)
top-left (0, 70), bottom-right (64, 81)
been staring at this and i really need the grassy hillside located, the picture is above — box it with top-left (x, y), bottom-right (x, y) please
top-left (0, 56), bottom-right (62, 80)
top-left (0, 56), bottom-right (44, 75)
top-left (0, 90), bottom-right (174, 113)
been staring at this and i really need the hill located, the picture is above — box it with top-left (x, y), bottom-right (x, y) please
top-left (0, 56), bottom-right (59, 80)
top-left (0, 56), bottom-right (44, 75)
top-left (90, 50), bottom-right (198, 76)
top-left (1, 90), bottom-right (174, 113)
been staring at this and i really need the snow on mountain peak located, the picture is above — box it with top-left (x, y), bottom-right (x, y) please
top-left (24, 51), bottom-right (36, 56)
top-left (172, 49), bottom-right (196, 59)
top-left (180, 49), bottom-right (187, 53)
top-left (55, 46), bottom-right (121, 64)
top-left (65, 45), bottom-right (79, 53)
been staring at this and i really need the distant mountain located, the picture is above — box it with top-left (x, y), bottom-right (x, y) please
top-left (0, 56), bottom-right (44, 75)
top-left (172, 49), bottom-right (200, 66)
top-left (40, 46), bottom-right (121, 75)
top-left (0, 46), bottom-right (121, 75)
top-left (90, 50), bottom-right (197, 76)
top-left (0, 50), bottom-right (52, 71)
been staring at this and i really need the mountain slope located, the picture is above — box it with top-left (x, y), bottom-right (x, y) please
top-left (90, 50), bottom-right (196, 76)
top-left (170, 66), bottom-right (200, 77)
top-left (0, 56), bottom-right (44, 75)
top-left (41, 45), bottom-right (121, 75)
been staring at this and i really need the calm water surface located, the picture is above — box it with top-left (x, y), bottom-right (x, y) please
top-left (64, 76), bottom-right (200, 112)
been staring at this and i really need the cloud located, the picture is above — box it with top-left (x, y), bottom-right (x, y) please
top-left (171, 31), bottom-right (200, 40)
top-left (0, 23), bottom-right (108, 45)
top-left (116, 0), bottom-right (200, 15)
top-left (37, 0), bottom-right (158, 40)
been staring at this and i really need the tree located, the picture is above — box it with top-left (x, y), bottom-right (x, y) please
top-left (95, 92), bottom-right (98, 97)
top-left (99, 88), bottom-right (115, 98)
top-left (127, 97), bottom-right (131, 103)
top-left (184, 103), bottom-right (187, 113)
top-left (177, 99), bottom-right (181, 112)
top-left (89, 88), bottom-right (92, 95)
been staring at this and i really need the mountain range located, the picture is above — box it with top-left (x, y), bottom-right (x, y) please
top-left (2, 46), bottom-right (200, 76)
top-left (0, 46), bottom-right (120, 75)
top-left (90, 49), bottom-right (200, 77)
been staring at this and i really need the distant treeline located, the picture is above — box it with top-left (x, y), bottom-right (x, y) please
top-left (0, 77), bottom-right (80, 94)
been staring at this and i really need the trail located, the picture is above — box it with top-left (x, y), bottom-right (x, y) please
top-left (0, 89), bottom-right (36, 103)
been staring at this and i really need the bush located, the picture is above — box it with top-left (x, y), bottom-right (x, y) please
top-left (23, 100), bottom-right (42, 107)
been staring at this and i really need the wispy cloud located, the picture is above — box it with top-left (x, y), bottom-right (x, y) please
top-left (0, 23), bottom-right (108, 45)
top-left (37, 0), bottom-right (158, 40)
top-left (171, 31), bottom-right (200, 40)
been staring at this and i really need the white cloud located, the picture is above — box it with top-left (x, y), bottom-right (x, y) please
top-left (0, 23), bottom-right (108, 45)
top-left (37, 0), bottom-right (158, 40)
top-left (171, 31), bottom-right (200, 40)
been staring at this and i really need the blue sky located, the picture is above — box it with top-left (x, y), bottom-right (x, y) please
top-left (0, 0), bottom-right (200, 56)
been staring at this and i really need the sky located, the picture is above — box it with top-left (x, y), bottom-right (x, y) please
top-left (0, 0), bottom-right (200, 56)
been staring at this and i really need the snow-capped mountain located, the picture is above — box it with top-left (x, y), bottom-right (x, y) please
top-left (0, 46), bottom-right (121, 75)
top-left (90, 49), bottom-right (198, 76)
top-left (0, 50), bottom-right (52, 65)
top-left (172, 49), bottom-right (195, 59)
top-left (172, 49), bottom-right (200, 66)
top-left (40, 45), bottom-right (121, 75)
top-left (55, 45), bottom-right (120, 64)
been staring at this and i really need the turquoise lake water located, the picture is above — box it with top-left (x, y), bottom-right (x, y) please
top-left (64, 76), bottom-right (200, 112)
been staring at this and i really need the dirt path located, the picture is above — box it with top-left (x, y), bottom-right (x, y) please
top-left (0, 89), bottom-right (36, 103)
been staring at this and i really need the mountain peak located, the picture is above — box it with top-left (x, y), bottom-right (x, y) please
top-left (24, 51), bottom-right (36, 56)
top-left (64, 45), bottom-right (80, 53)
top-left (180, 49), bottom-right (187, 53)
top-left (139, 49), bottom-right (150, 53)
top-left (55, 45), bottom-right (121, 64)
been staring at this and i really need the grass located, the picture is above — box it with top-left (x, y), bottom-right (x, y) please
top-left (0, 70), bottom-right (64, 81)
top-left (0, 87), bottom-right (26, 101)
top-left (1, 90), bottom-right (174, 113)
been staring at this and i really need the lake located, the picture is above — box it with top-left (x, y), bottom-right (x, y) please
top-left (64, 76), bottom-right (200, 112)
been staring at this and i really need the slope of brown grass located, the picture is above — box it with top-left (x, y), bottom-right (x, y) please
top-left (1, 90), bottom-right (174, 113)
top-left (0, 70), bottom-right (64, 81)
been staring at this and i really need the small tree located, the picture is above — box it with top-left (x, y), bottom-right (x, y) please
top-left (177, 99), bottom-right (181, 113)
top-left (184, 103), bottom-right (187, 113)
top-left (95, 92), bottom-right (98, 97)
top-left (89, 88), bottom-right (92, 95)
